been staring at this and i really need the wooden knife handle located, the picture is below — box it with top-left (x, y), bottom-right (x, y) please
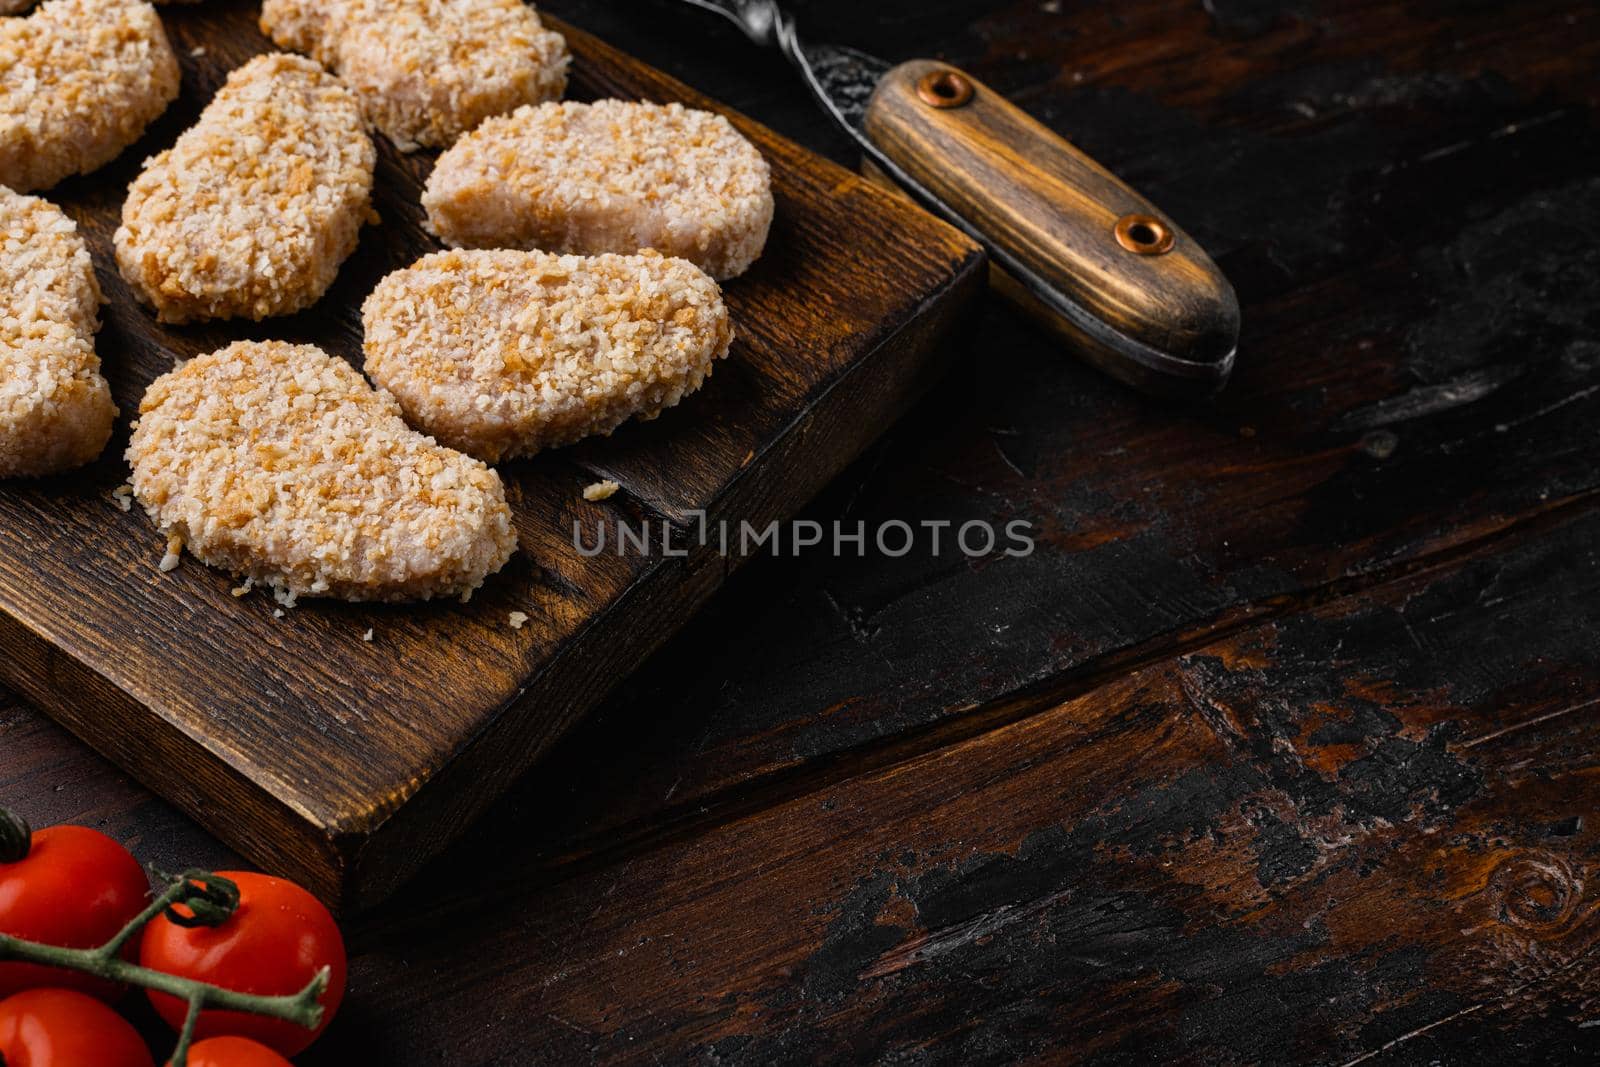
top-left (863, 59), bottom-right (1240, 396)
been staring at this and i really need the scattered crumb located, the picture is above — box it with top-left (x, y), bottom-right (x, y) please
top-left (189, 45), bottom-right (206, 58)
top-left (583, 479), bottom-right (619, 502)
top-left (273, 608), bottom-right (285, 618)
top-left (229, 578), bottom-right (254, 597)
top-left (362, 628), bottom-right (374, 642)
top-left (508, 611), bottom-right (528, 630)
top-left (1362, 429), bottom-right (1400, 461)
top-left (111, 485), bottom-right (134, 511)
top-left (157, 533), bottom-right (183, 572)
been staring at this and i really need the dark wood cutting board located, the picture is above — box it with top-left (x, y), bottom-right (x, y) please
top-left (0, 1), bottom-right (983, 909)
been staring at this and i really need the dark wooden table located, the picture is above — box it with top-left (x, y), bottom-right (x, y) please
top-left (4, 0), bottom-right (1599, 1062)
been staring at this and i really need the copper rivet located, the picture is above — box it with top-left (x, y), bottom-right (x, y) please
top-left (1114, 213), bottom-right (1175, 255)
top-left (917, 70), bottom-right (975, 109)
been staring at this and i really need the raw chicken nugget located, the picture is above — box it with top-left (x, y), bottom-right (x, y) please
top-left (260, 0), bottom-right (569, 152)
top-left (115, 53), bottom-right (375, 324)
top-left (126, 340), bottom-right (517, 603)
top-left (0, 185), bottom-right (116, 477)
top-left (423, 100), bottom-right (774, 280)
top-left (0, 0), bottom-right (180, 192)
top-left (2, 0), bottom-right (203, 7)
top-left (362, 249), bottom-right (733, 463)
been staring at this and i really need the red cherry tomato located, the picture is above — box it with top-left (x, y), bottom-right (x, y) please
top-left (0, 988), bottom-right (155, 1067)
top-left (140, 871), bottom-right (345, 1056)
top-left (0, 825), bottom-right (149, 1000)
top-left (170, 1036), bottom-right (294, 1067)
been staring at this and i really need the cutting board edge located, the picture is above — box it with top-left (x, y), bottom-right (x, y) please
top-left (339, 248), bottom-right (985, 909)
top-left (0, 244), bottom-right (985, 909)
top-left (0, 609), bottom-right (352, 891)
top-left (0, 1), bottom-right (990, 908)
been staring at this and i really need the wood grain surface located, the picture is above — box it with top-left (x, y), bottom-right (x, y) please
top-left (0, 1), bottom-right (983, 909)
top-left (3, 0), bottom-right (1599, 1063)
top-left (316, 504), bottom-right (1600, 1064)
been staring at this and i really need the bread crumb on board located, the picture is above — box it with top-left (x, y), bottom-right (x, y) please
top-left (508, 611), bottom-right (529, 630)
top-left (157, 533), bottom-right (183, 572)
top-left (423, 99), bottom-right (773, 279)
top-left (260, 0), bottom-right (570, 152)
top-left (126, 340), bottom-right (517, 603)
top-left (362, 628), bottom-right (374, 642)
top-left (583, 480), bottom-right (620, 502)
top-left (362, 249), bottom-right (732, 462)
top-left (0, 0), bottom-right (181, 192)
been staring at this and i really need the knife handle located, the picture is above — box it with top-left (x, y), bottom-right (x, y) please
top-left (862, 59), bottom-right (1239, 396)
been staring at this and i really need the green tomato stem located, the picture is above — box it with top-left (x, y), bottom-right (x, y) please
top-left (0, 933), bottom-right (327, 1029)
top-left (0, 807), bottom-right (28, 864)
top-left (0, 868), bottom-right (327, 1035)
top-left (95, 870), bottom-right (190, 962)
top-left (171, 991), bottom-right (205, 1067)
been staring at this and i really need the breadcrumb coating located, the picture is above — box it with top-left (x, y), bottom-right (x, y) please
top-left (0, 185), bottom-right (116, 477)
top-left (0, 0), bottom-right (180, 192)
top-left (362, 249), bottom-right (733, 462)
top-left (2, 2), bottom-right (197, 21)
top-left (423, 100), bottom-right (774, 279)
top-left (127, 340), bottom-right (517, 603)
top-left (114, 53), bottom-right (375, 324)
top-left (260, 0), bottom-right (569, 152)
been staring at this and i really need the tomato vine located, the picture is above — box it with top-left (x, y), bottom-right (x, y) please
top-left (0, 807), bottom-right (326, 1067)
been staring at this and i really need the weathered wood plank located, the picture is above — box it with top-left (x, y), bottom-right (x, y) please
top-left (2, 2), bottom-right (1597, 1061)
top-left (468, 0), bottom-right (1600, 859)
top-left (306, 503), bottom-right (1600, 1065)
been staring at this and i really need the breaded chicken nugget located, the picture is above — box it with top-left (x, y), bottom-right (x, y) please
top-left (114, 53), bottom-right (375, 324)
top-left (126, 340), bottom-right (517, 603)
top-left (362, 249), bottom-right (732, 463)
top-left (0, 185), bottom-right (116, 477)
top-left (260, 0), bottom-right (569, 152)
top-left (422, 100), bottom-right (774, 280)
top-left (0, 0), bottom-right (180, 193)
top-left (1, 0), bottom-right (184, 10)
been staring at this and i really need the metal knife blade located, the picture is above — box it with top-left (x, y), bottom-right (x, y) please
top-left (675, 0), bottom-right (888, 132)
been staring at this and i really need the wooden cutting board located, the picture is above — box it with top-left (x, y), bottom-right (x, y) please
top-left (0, 2), bottom-right (983, 909)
